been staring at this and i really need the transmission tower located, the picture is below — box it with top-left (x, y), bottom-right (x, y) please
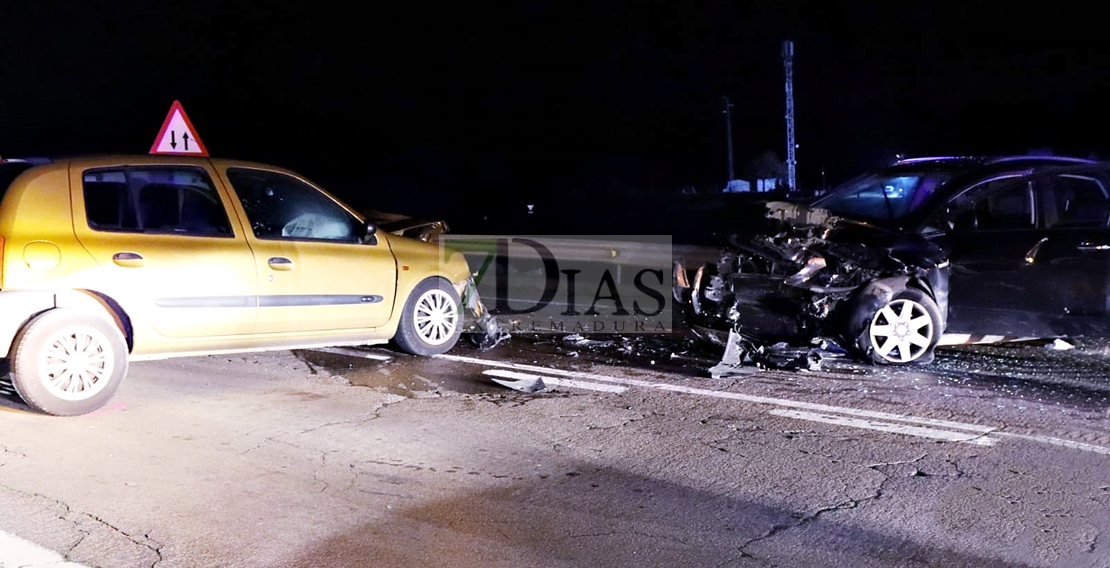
top-left (783, 40), bottom-right (797, 192)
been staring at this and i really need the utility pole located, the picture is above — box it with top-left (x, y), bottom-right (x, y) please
top-left (783, 40), bottom-right (797, 192)
top-left (723, 96), bottom-right (735, 183)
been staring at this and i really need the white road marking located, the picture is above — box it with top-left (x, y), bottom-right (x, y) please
top-left (483, 369), bottom-right (628, 393)
top-left (994, 432), bottom-right (1110, 456)
top-left (436, 353), bottom-right (1110, 454)
top-left (0, 530), bottom-right (89, 567)
top-left (436, 354), bottom-right (993, 432)
top-left (769, 409), bottom-right (998, 446)
top-left (312, 346), bottom-right (393, 361)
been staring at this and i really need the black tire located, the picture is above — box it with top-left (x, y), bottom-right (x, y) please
top-left (855, 287), bottom-right (941, 365)
top-left (10, 309), bottom-right (129, 416)
top-left (393, 278), bottom-right (462, 356)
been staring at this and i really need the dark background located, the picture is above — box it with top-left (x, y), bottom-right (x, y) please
top-left (3, 1), bottom-right (1109, 231)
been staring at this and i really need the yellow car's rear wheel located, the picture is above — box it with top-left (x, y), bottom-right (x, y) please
top-left (10, 309), bottom-right (129, 416)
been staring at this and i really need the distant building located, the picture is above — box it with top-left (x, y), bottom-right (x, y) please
top-left (723, 180), bottom-right (750, 193)
top-left (722, 178), bottom-right (779, 193)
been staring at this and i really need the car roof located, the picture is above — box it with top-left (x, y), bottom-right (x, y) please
top-left (0, 154), bottom-right (324, 206)
top-left (982, 155), bottom-right (1097, 166)
top-left (811, 154), bottom-right (1107, 231)
top-left (910, 155), bottom-right (1101, 191)
top-left (902, 159), bottom-right (1110, 230)
top-left (886, 155), bottom-right (1097, 170)
top-left (2, 154), bottom-right (308, 179)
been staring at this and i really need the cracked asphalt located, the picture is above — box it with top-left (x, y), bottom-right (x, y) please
top-left (1, 336), bottom-right (1109, 567)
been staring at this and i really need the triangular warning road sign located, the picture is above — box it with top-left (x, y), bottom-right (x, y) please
top-left (150, 100), bottom-right (209, 156)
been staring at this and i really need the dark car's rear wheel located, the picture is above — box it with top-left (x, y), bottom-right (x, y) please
top-left (856, 287), bottom-right (941, 365)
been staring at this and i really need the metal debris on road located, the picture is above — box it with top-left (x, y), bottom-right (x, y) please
top-left (708, 328), bottom-right (834, 378)
top-left (563, 334), bottom-right (616, 348)
top-left (463, 277), bottom-right (511, 350)
top-left (488, 375), bottom-right (547, 393)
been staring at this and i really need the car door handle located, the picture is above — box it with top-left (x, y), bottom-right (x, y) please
top-left (268, 257), bottom-right (295, 271)
top-left (112, 252), bottom-right (145, 267)
top-left (1077, 241), bottom-right (1110, 251)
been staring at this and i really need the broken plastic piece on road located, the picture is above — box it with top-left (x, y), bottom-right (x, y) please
top-left (467, 310), bottom-right (510, 350)
top-left (488, 374), bottom-right (547, 393)
top-left (463, 277), bottom-right (510, 350)
top-left (563, 334), bottom-right (616, 348)
top-left (708, 328), bottom-right (825, 377)
top-left (1047, 338), bottom-right (1075, 351)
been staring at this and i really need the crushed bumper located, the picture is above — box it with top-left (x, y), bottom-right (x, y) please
top-left (460, 276), bottom-right (510, 350)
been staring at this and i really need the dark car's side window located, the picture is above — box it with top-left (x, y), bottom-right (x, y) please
top-left (226, 168), bottom-right (362, 243)
top-left (83, 168), bottom-right (232, 237)
top-left (1046, 174), bottom-right (1109, 228)
top-left (946, 180), bottom-right (1035, 231)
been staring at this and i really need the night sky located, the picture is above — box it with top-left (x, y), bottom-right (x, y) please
top-left (4, 2), bottom-right (1110, 216)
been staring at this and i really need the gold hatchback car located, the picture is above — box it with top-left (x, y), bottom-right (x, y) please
top-left (0, 155), bottom-right (475, 416)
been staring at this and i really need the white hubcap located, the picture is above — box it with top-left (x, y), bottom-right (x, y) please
top-left (869, 299), bottom-right (934, 363)
top-left (38, 325), bottom-right (114, 401)
top-left (413, 289), bottom-right (458, 346)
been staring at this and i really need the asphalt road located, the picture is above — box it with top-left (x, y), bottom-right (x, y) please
top-left (1, 335), bottom-right (1109, 567)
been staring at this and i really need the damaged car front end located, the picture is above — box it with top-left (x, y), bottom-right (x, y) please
top-left (365, 208), bottom-right (509, 350)
top-left (675, 202), bottom-right (950, 368)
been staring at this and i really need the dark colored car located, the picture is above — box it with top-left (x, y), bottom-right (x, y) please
top-left (675, 155), bottom-right (1110, 365)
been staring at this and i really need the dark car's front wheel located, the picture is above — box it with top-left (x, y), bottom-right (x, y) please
top-left (856, 288), bottom-right (941, 365)
top-left (393, 278), bottom-right (462, 356)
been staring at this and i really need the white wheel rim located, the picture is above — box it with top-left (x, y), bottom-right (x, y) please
top-left (868, 298), bottom-right (934, 363)
top-left (413, 289), bottom-right (458, 346)
top-left (37, 325), bottom-right (115, 401)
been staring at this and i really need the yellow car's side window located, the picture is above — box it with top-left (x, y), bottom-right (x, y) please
top-left (83, 167), bottom-right (233, 237)
top-left (226, 168), bottom-right (362, 243)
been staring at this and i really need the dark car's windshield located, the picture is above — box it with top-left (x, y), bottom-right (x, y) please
top-left (813, 170), bottom-right (957, 221)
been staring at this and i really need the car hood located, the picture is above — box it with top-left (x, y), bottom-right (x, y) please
top-left (759, 200), bottom-right (946, 271)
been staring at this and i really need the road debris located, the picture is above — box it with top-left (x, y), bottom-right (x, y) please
top-left (488, 374), bottom-right (547, 393)
top-left (463, 276), bottom-right (510, 350)
top-left (708, 329), bottom-right (849, 378)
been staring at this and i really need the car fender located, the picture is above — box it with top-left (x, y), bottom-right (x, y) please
top-left (842, 276), bottom-right (910, 342)
top-left (0, 289), bottom-right (126, 357)
top-left (384, 235), bottom-right (472, 320)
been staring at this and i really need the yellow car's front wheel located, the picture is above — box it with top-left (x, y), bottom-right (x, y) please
top-left (394, 278), bottom-right (462, 356)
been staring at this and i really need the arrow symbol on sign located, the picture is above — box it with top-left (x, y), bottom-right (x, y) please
top-left (170, 131), bottom-right (177, 149)
top-left (183, 132), bottom-right (190, 151)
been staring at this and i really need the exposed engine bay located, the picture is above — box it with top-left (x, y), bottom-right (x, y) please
top-left (674, 202), bottom-right (950, 370)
